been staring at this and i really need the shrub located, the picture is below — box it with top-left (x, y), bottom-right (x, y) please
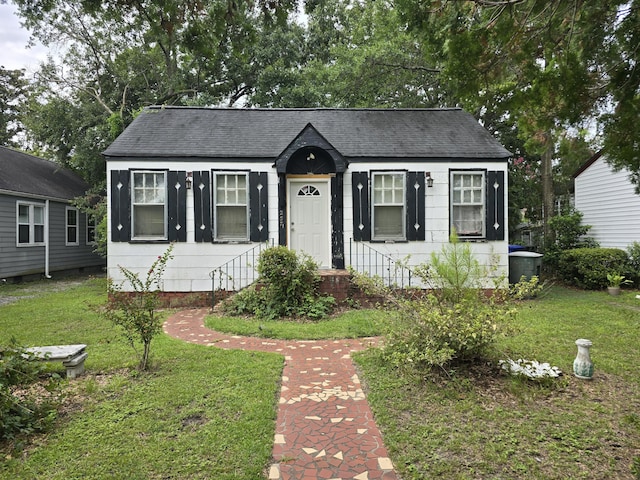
top-left (220, 246), bottom-right (335, 320)
top-left (0, 340), bottom-right (59, 442)
top-left (383, 291), bottom-right (515, 369)
top-left (557, 247), bottom-right (629, 289)
top-left (105, 244), bottom-right (174, 370)
top-left (358, 233), bottom-right (516, 370)
top-left (627, 242), bottom-right (640, 286)
top-left (544, 209), bottom-right (598, 270)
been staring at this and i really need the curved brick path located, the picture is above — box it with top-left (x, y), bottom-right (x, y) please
top-left (163, 308), bottom-right (398, 480)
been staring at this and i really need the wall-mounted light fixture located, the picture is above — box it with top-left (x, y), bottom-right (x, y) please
top-left (425, 172), bottom-right (434, 188)
top-left (186, 172), bottom-right (193, 189)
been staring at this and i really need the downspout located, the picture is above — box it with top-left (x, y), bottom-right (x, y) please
top-left (44, 199), bottom-right (52, 279)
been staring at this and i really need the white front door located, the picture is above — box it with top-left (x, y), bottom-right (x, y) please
top-left (288, 178), bottom-right (331, 268)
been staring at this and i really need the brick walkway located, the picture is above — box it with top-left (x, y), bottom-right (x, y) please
top-left (163, 308), bottom-right (398, 480)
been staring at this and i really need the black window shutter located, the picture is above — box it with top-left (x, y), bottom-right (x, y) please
top-left (406, 171), bottom-right (425, 241)
top-left (352, 171), bottom-right (370, 241)
top-left (486, 170), bottom-right (505, 241)
top-left (110, 170), bottom-right (130, 242)
top-left (193, 171), bottom-right (212, 242)
top-left (249, 172), bottom-right (269, 242)
top-left (167, 171), bottom-right (187, 242)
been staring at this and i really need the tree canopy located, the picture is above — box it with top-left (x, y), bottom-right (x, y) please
top-left (5, 0), bottom-right (640, 244)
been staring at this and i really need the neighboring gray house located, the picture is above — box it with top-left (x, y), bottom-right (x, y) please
top-left (0, 146), bottom-right (105, 281)
top-left (104, 107), bottom-right (511, 293)
top-left (574, 151), bottom-right (640, 250)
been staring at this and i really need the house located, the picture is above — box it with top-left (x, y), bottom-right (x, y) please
top-left (103, 107), bottom-right (510, 297)
top-left (574, 151), bottom-right (640, 250)
top-left (0, 146), bottom-right (105, 281)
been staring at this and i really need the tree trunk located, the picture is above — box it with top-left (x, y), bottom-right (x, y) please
top-left (541, 132), bottom-right (555, 250)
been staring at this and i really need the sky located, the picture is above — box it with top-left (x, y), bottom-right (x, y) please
top-left (0, 2), bottom-right (49, 72)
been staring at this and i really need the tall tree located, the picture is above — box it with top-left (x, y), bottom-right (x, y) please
top-left (0, 67), bottom-right (29, 147)
top-left (395, 0), bottom-right (635, 246)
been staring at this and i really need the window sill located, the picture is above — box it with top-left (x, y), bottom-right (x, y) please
top-left (16, 243), bottom-right (45, 247)
top-left (128, 239), bottom-right (170, 244)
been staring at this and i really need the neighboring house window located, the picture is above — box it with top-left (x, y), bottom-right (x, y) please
top-left (66, 207), bottom-right (79, 245)
top-left (372, 172), bottom-right (406, 241)
top-left (17, 202), bottom-right (45, 245)
top-left (87, 215), bottom-right (96, 244)
top-left (451, 171), bottom-right (485, 238)
top-left (214, 172), bottom-right (248, 241)
top-left (132, 170), bottom-right (167, 239)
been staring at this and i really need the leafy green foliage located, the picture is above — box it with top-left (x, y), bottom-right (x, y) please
top-left (0, 67), bottom-right (30, 147)
top-left (510, 275), bottom-right (544, 300)
top-left (544, 209), bottom-right (599, 268)
top-left (359, 233), bottom-right (515, 370)
top-left (0, 340), bottom-right (58, 442)
top-left (221, 246), bottom-right (335, 320)
top-left (558, 248), bottom-right (629, 289)
top-left (104, 244), bottom-right (174, 370)
top-left (626, 241), bottom-right (640, 286)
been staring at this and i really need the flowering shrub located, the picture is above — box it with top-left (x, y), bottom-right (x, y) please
top-left (499, 358), bottom-right (562, 380)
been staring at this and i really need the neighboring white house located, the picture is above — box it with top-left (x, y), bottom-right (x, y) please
top-left (103, 107), bottom-right (511, 294)
top-left (574, 151), bottom-right (640, 250)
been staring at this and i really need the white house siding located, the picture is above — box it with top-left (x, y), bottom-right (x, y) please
top-left (107, 159), bottom-right (508, 292)
top-left (574, 156), bottom-right (640, 250)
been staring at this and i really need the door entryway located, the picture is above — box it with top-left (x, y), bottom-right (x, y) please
top-left (288, 178), bottom-right (331, 268)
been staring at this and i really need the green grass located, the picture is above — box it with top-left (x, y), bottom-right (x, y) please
top-left (1, 277), bottom-right (283, 479)
top-left (3, 279), bottom-right (640, 479)
top-left (355, 287), bottom-right (640, 479)
top-left (205, 308), bottom-right (387, 340)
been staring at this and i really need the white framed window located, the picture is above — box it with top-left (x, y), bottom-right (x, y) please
top-left (214, 172), bottom-right (248, 241)
top-left (451, 171), bottom-right (485, 238)
top-left (372, 172), bottom-right (406, 241)
top-left (17, 202), bottom-right (45, 246)
top-left (86, 215), bottom-right (96, 244)
top-left (66, 207), bottom-right (79, 245)
top-left (132, 170), bottom-right (167, 239)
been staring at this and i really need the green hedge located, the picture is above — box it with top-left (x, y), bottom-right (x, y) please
top-left (558, 248), bottom-right (629, 289)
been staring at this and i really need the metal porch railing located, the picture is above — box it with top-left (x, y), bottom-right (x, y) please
top-left (209, 240), bottom-right (273, 308)
top-left (348, 238), bottom-right (414, 289)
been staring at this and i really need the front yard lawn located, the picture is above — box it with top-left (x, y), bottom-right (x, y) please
top-left (1, 278), bottom-right (639, 479)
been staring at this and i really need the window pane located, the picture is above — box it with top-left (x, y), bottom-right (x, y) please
top-left (67, 209), bottom-right (77, 225)
top-left (374, 206), bottom-right (403, 237)
top-left (67, 227), bottom-right (77, 244)
top-left (217, 206), bottom-right (247, 239)
top-left (18, 205), bottom-right (29, 223)
top-left (18, 224), bottom-right (29, 243)
top-left (34, 206), bottom-right (44, 224)
top-left (133, 205), bottom-right (165, 236)
top-left (453, 205), bottom-right (483, 236)
top-left (34, 225), bottom-right (44, 243)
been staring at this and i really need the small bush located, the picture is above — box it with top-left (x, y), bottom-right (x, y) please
top-left (357, 233), bottom-right (516, 370)
top-left (627, 242), bottom-right (640, 286)
top-left (557, 248), bottom-right (629, 289)
top-left (383, 291), bottom-right (516, 369)
top-left (220, 247), bottom-right (335, 320)
top-left (0, 341), bottom-right (59, 442)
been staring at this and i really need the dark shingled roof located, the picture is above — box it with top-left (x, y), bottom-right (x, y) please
top-left (103, 107), bottom-right (511, 160)
top-left (0, 146), bottom-right (89, 201)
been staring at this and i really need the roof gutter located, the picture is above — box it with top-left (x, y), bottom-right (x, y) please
top-left (0, 188), bottom-right (74, 203)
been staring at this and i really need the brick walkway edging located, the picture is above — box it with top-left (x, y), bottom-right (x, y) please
top-left (163, 308), bottom-right (398, 480)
